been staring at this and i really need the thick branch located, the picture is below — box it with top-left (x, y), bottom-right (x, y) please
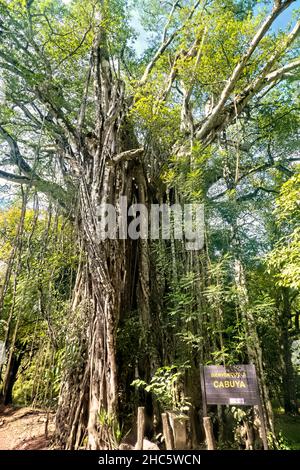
top-left (0, 169), bottom-right (31, 185)
top-left (0, 125), bottom-right (33, 176)
top-left (162, 1), bottom-right (181, 43)
top-left (0, 126), bottom-right (70, 208)
top-left (196, 0), bottom-right (296, 140)
top-left (193, 19), bottom-right (299, 146)
top-left (0, 49), bottom-right (78, 145)
top-left (139, 0), bottom-right (201, 86)
top-left (265, 58), bottom-right (300, 83)
top-left (220, 22), bottom-right (300, 133)
top-left (112, 148), bottom-right (144, 164)
top-left (0, 167), bottom-right (70, 209)
top-left (139, 35), bottom-right (178, 87)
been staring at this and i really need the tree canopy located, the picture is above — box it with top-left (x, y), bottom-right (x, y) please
top-left (0, 0), bottom-right (299, 451)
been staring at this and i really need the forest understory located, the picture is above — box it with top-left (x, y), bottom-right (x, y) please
top-left (0, 406), bottom-right (299, 450)
top-left (0, 0), bottom-right (299, 452)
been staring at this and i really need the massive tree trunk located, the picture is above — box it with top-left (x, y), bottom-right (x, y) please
top-left (234, 258), bottom-right (274, 439)
top-left (56, 150), bottom-right (141, 449)
top-left (55, 27), bottom-right (152, 446)
top-left (1, 0), bottom-right (299, 451)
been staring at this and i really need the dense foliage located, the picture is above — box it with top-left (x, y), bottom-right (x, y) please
top-left (0, 0), bottom-right (299, 450)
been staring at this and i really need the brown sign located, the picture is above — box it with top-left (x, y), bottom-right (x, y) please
top-left (202, 364), bottom-right (259, 406)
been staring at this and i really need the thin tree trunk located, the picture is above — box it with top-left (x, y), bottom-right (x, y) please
top-left (3, 352), bottom-right (22, 405)
top-left (234, 258), bottom-right (274, 437)
top-left (280, 288), bottom-right (298, 414)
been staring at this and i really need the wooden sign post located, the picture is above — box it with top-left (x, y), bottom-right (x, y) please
top-left (200, 364), bottom-right (268, 450)
top-left (0, 341), bottom-right (6, 365)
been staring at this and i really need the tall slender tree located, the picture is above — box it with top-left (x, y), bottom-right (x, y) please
top-left (0, 0), bottom-right (299, 448)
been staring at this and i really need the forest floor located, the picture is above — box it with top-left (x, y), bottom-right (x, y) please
top-left (0, 405), bottom-right (299, 450)
top-left (0, 406), bottom-right (55, 450)
top-left (274, 413), bottom-right (300, 450)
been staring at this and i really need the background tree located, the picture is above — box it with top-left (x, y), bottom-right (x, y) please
top-left (0, 0), bottom-right (299, 449)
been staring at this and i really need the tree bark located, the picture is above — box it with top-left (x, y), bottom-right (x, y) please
top-left (55, 63), bottom-right (151, 447)
top-left (56, 157), bottom-right (145, 448)
top-left (3, 352), bottom-right (23, 405)
top-left (280, 288), bottom-right (298, 414)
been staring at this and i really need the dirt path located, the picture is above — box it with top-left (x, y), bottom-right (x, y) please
top-left (0, 406), bottom-right (55, 450)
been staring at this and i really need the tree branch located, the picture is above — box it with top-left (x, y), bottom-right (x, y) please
top-left (162, 1), bottom-right (181, 43)
top-left (0, 125), bottom-right (33, 176)
top-left (0, 126), bottom-right (70, 208)
top-left (112, 148), bottom-right (144, 164)
top-left (209, 149), bottom-right (297, 201)
top-left (265, 58), bottom-right (300, 83)
top-left (0, 169), bottom-right (31, 185)
top-left (196, 0), bottom-right (297, 140)
top-left (237, 186), bottom-right (279, 201)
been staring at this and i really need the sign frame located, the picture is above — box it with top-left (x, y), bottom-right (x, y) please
top-left (200, 364), bottom-right (268, 450)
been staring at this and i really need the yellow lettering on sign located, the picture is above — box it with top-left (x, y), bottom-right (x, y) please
top-left (212, 380), bottom-right (247, 388)
top-left (210, 372), bottom-right (246, 378)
